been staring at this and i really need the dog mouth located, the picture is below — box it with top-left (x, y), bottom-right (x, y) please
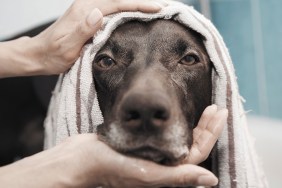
top-left (123, 146), bottom-right (187, 165)
top-left (97, 121), bottom-right (190, 166)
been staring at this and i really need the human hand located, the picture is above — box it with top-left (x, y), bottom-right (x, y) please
top-left (52, 134), bottom-right (219, 188)
top-left (34, 0), bottom-right (167, 75)
top-left (185, 104), bottom-right (228, 165)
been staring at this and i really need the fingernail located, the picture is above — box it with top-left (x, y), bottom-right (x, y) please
top-left (197, 175), bottom-right (218, 186)
top-left (219, 108), bottom-right (228, 116)
top-left (87, 8), bottom-right (103, 27)
top-left (204, 104), bottom-right (217, 114)
top-left (210, 104), bottom-right (218, 110)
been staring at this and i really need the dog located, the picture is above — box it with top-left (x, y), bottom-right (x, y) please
top-left (95, 19), bottom-right (213, 166)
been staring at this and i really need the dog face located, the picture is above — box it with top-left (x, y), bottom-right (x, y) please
top-left (93, 20), bottom-right (212, 165)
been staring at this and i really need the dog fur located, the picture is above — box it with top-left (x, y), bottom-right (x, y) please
top-left (94, 19), bottom-right (213, 165)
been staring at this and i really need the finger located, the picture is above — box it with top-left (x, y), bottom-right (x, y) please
top-left (193, 104), bottom-right (217, 143)
top-left (197, 104), bottom-right (218, 130)
top-left (107, 0), bottom-right (168, 15)
top-left (187, 108), bottom-right (228, 164)
top-left (57, 8), bottom-right (103, 64)
top-left (150, 164), bottom-right (218, 187)
top-left (84, 8), bottom-right (103, 41)
top-left (68, 8), bottom-right (103, 48)
top-left (121, 157), bottom-right (218, 187)
top-left (52, 9), bottom-right (103, 65)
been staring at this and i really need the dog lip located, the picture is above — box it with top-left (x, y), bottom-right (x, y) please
top-left (124, 146), bottom-right (166, 163)
top-left (123, 146), bottom-right (186, 165)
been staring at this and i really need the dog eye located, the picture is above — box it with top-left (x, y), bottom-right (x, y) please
top-left (179, 55), bottom-right (199, 65)
top-left (96, 56), bottom-right (116, 69)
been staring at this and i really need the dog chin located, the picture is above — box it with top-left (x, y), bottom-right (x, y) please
top-left (96, 122), bottom-right (190, 166)
top-left (122, 146), bottom-right (188, 166)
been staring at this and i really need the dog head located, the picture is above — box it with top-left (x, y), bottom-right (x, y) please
top-left (93, 19), bottom-right (212, 165)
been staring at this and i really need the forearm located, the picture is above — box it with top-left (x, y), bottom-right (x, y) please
top-left (0, 143), bottom-right (100, 188)
top-left (0, 37), bottom-right (45, 78)
top-left (0, 151), bottom-right (69, 187)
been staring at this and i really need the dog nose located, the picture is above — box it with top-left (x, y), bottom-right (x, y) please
top-left (120, 92), bottom-right (171, 132)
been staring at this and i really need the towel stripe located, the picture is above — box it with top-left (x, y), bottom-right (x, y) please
top-left (65, 116), bottom-right (71, 136)
top-left (76, 58), bottom-right (83, 134)
top-left (209, 32), bottom-right (236, 188)
top-left (88, 84), bottom-right (95, 133)
top-left (185, 9), bottom-right (237, 187)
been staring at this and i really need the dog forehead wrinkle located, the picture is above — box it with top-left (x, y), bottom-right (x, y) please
top-left (173, 39), bottom-right (188, 57)
top-left (104, 40), bottom-right (135, 62)
top-left (148, 34), bottom-right (200, 63)
top-left (108, 20), bottom-right (205, 68)
top-left (148, 20), bottom-right (207, 56)
top-left (112, 20), bottom-right (151, 37)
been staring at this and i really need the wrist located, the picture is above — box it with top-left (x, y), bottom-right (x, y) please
top-left (64, 144), bottom-right (102, 187)
top-left (0, 36), bottom-right (45, 78)
top-left (40, 138), bottom-right (103, 188)
top-left (0, 152), bottom-right (74, 188)
top-left (16, 36), bottom-right (46, 76)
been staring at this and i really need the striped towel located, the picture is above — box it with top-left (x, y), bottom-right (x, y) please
top-left (44, 1), bottom-right (268, 187)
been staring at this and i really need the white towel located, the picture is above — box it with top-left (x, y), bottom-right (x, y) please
top-left (44, 1), bottom-right (268, 187)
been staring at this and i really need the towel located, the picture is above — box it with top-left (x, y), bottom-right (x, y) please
top-left (44, 1), bottom-right (268, 187)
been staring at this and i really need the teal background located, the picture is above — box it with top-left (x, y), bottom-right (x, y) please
top-left (182, 0), bottom-right (282, 119)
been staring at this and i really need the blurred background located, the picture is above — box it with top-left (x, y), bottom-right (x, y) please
top-left (0, 0), bottom-right (281, 187)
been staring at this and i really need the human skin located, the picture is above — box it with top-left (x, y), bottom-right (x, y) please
top-left (0, 0), bottom-right (168, 78)
top-left (0, 105), bottom-right (227, 188)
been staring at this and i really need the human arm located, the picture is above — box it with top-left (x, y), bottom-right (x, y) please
top-left (0, 0), bottom-right (166, 78)
top-left (0, 105), bottom-right (227, 188)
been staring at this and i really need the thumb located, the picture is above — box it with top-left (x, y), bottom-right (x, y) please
top-left (72, 8), bottom-right (103, 46)
top-left (86, 8), bottom-right (103, 33)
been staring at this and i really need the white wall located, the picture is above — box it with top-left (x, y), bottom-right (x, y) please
top-left (248, 116), bottom-right (282, 188)
top-left (0, 0), bottom-right (73, 40)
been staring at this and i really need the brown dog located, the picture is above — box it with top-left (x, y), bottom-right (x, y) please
top-left (94, 19), bottom-right (212, 166)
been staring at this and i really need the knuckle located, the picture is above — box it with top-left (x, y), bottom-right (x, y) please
top-left (175, 173), bottom-right (196, 187)
top-left (76, 22), bottom-right (89, 36)
top-left (193, 127), bottom-right (201, 137)
top-left (62, 51), bottom-right (77, 63)
top-left (202, 109), bottom-right (212, 118)
top-left (200, 153), bottom-right (209, 162)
